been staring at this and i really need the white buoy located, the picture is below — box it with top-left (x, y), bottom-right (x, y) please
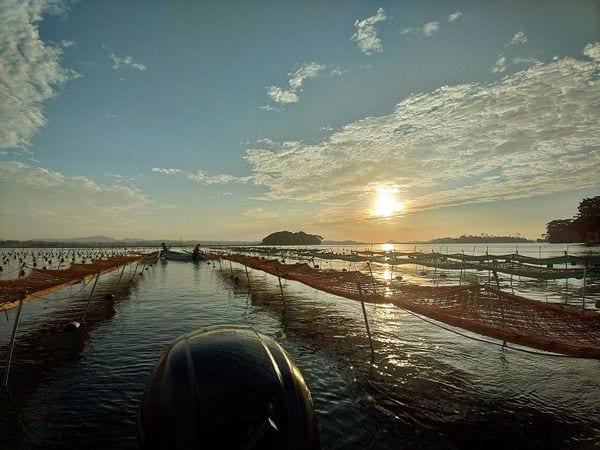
top-left (64, 321), bottom-right (81, 332)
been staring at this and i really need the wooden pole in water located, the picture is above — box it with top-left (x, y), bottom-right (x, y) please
top-left (494, 261), bottom-right (500, 290)
top-left (357, 283), bottom-right (375, 361)
top-left (245, 264), bottom-right (251, 287)
top-left (129, 258), bottom-right (141, 282)
top-left (229, 260), bottom-right (234, 278)
top-left (366, 262), bottom-right (378, 295)
top-left (509, 257), bottom-right (514, 294)
top-left (3, 296), bottom-right (24, 389)
top-left (276, 267), bottom-right (286, 308)
top-left (3, 265), bottom-right (26, 389)
top-left (113, 263), bottom-right (127, 297)
top-left (81, 272), bottom-right (101, 324)
top-left (433, 250), bottom-right (438, 285)
top-left (582, 266), bottom-right (587, 311)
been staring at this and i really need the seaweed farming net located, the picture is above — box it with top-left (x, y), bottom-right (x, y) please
top-left (221, 254), bottom-right (600, 358)
top-left (0, 252), bottom-right (158, 311)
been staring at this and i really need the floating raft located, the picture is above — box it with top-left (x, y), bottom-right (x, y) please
top-left (0, 252), bottom-right (159, 311)
top-left (221, 254), bottom-right (600, 358)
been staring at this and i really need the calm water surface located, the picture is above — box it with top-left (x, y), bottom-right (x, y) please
top-left (1, 244), bottom-right (599, 449)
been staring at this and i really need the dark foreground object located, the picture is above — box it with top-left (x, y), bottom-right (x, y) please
top-left (138, 326), bottom-right (320, 450)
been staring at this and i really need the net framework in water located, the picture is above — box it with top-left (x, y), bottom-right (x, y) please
top-left (217, 254), bottom-right (600, 359)
top-left (0, 252), bottom-right (159, 311)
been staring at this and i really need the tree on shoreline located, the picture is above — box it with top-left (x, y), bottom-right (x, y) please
top-left (573, 196), bottom-right (600, 243)
top-left (544, 196), bottom-right (600, 244)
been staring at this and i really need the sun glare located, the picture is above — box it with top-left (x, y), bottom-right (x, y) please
top-left (373, 189), bottom-right (404, 217)
top-left (381, 243), bottom-right (395, 252)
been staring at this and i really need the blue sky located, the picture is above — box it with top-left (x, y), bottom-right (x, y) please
top-left (1, 0), bottom-right (599, 241)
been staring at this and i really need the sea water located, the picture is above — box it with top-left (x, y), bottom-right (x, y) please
top-left (0, 244), bottom-right (599, 448)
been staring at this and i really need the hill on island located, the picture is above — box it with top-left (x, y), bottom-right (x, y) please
top-left (261, 231), bottom-right (323, 245)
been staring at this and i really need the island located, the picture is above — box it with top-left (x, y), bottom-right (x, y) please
top-left (261, 231), bottom-right (323, 246)
top-left (426, 234), bottom-right (532, 244)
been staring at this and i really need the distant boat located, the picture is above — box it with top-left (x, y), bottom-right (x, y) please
top-left (161, 250), bottom-right (194, 261)
top-left (160, 241), bottom-right (206, 261)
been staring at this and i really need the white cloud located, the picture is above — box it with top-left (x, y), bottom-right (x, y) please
top-left (422, 21), bottom-right (440, 37)
top-left (266, 86), bottom-right (299, 104)
top-left (400, 27), bottom-right (419, 35)
top-left (403, 15), bottom-right (457, 37)
top-left (583, 42), bottom-right (600, 61)
top-left (60, 39), bottom-right (74, 47)
top-left (508, 31), bottom-right (527, 46)
top-left (448, 12), bottom-right (462, 22)
top-left (512, 57), bottom-right (541, 67)
top-left (152, 167), bottom-right (182, 175)
top-left (0, 0), bottom-right (78, 150)
top-left (266, 62), bottom-right (325, 105)
top-left (352, 7), bottom-right (387, 55)
top-left (329, 68), bottom-right (345, 77)
top-left (259, 104), bottom-right (281, 111)
top-left (243, 43), bottom-right (600, 220)
top-left (110, 54), bottom-right (147, 71)
top-left (150, 166), bottom-right (251, 185)
top-left (491, 55), bottom-right (507, 73)
top-left (243, 207), bottom-right (280, 220)
top-left (0, 161), bottom-right (152, 237)
top-left (187, 170), bottom-right (250, 184)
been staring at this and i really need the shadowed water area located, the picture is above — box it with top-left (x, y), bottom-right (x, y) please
top-left (1, 245), bottom-right (599, 449)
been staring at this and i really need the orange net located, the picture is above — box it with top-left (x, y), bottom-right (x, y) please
top-left (222, 254), bottom-right (600, 358)
top-left (0, 252), bottom-right (158, 311)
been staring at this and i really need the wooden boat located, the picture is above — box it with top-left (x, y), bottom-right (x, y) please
top-left (160, 249), bottom-right (206, 261)
top-left (160, 250), bottom-right (194, 261)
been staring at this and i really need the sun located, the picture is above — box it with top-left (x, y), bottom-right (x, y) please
top-left (373, 188), bottom-right (404, 217)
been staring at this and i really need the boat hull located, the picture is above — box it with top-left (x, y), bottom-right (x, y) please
top-left (160, 250), bottom-right (194, 261)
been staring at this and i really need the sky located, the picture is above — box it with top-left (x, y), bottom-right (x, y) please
top-left (0, 0), bottom-right (599, 242)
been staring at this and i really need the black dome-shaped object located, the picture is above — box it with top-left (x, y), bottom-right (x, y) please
top-left (138, 326), bottom-right (320, 450)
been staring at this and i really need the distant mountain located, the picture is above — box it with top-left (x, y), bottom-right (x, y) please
top-left (262, 231), bottom-right (323, 245)
top-left (35, 235), bottom-right (118, 243)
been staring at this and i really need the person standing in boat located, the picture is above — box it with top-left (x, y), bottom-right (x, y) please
top-left (192, 244), bottom-right (203, 261)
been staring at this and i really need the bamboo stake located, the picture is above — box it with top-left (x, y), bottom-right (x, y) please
top-left (81, 273), bottom-right (101, 324)
top-left (3, 265), bottom-right (26, 389)
top-left (357, 283), bottom-right (375, 361)
top-left (276, 268), bottom-right (286, 309)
